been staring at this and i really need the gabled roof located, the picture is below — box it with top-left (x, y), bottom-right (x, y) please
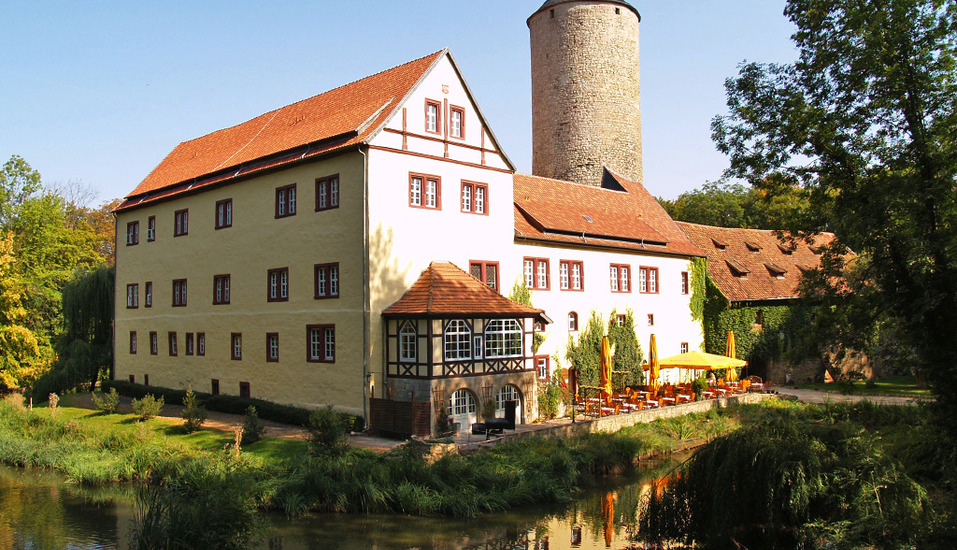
top-left (676, 222), bottom-right (836, 302)
top-left (383, 262), bottom-right (549, 321)
top-left (116, 50), bottom-right (448, 212)
top-left (513, 169), bottom-right (704, 258)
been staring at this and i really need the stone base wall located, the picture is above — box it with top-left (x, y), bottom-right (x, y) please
top-left (504, 393), bottom-right (775, 443)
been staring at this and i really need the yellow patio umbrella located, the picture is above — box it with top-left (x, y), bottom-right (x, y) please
top-left (726, 330), bottom-right (738, 382)
top-left (656, 351), bottom-right (747, 370)
top-left (599, 335), bottom-right (613, 399)
top-left (648, 334), bottom-right (661, 391)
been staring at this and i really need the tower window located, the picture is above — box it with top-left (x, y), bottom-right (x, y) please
top-left (616, 7), bottom-right (621, 14)
top-left (550, 9), bottom-right (554, 18)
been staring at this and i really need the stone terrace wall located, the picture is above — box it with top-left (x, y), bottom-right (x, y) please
top-left (506, 393), bottom-right (775, 443)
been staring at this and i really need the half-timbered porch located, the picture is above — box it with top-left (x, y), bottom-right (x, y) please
top-left (376, 263), bottom-right (550, 437)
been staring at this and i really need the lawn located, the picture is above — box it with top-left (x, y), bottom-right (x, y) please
top-left (797, 374), bottom-right (932, 398)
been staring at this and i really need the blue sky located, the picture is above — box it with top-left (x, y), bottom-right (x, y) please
top-left (0, 1), bottom-right (798, 204)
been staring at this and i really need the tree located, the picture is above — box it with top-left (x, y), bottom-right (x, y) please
top-left (712, 0), bottom-right (957, 434)
top-left (0, 156), bottom-right (41, 226)
top-left (608, 309), bottom-right (644, 390)
top-left (658, 178), bottom-right (809, 229)
top-left (0, 233), bottom-right (42, 390)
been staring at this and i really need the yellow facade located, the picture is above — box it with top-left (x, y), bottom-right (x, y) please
top-left (114, 152), bottom-right (370, 415)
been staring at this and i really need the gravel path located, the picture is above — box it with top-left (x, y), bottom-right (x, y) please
top-left (775, 387), bottom-right (930, 406)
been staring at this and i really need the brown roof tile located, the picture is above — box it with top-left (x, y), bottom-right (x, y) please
top-left (116, 50), bottom-right (445, 212)
top-left (383, 262), bottom-right (548, 320)
top-left (513, 170), bottom-right (704, 258)
top-left (676, 222), bottom-right (836, 302)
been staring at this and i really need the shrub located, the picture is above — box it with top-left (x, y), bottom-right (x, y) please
top-left (181, 389), bottom-right (207, 433)
top-left (307, 406), bottom-right (348, 456)
top-left (691, 377), bottom-right (708, 400)
top-left (91, 388), bottom-right (120, 414)
top-left (240, 406), bottom-right (266, 445)
top-left (837, 379), bottom-right (857, 395)
top-left (132, 394), bottom-right (164, 421)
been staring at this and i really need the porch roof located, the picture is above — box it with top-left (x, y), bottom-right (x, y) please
top-left (383, 262), bottom-right (550, 323)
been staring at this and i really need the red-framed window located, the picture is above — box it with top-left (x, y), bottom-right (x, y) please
top-left (409, 173), bottom-right (441, 209)
top-left (267, 268), bottom-right (289, 302)
top-left (129, 331), bottom-right (137, 354)
top-left (210, 378), bottom-right (219, 396)
top-left (449, 105), bottom-right (465, 139)
top-left (126, 284), bottom-right (139, 308)
top-left (681, 342), bottom-right (689, 354)
top-left (215, 198), bottom-right (232, 229)
top-left (129, 374), bottom-right (135, 384)
top-left (147, 216), bottom-right (156, 241)
top-left (307, 324), bottom-right (336, 363)
top-left (197, 333), bottom-right (206, 356)
top-left (315, 175), bottom-right (340, 212)
top-left (469, 261), bottom-right (500, 292)
top-left (524, 258), bottom-right (550, 290)
top-left (425, 99), bottom-right (441, 134)
top-left (559, 260), bottom-right (584, 291)
top-left (461, 181), bottom-right (488, 215)
top-left (174, 209), bottom-right (189, 236)
top-left (681, 271), bottom-right (689, 295)
top-left (617, 314), bottom-right (627, 327)
top-left (314, 263), bottom-right (339, 299)
top-left (639, 266), bottom-right (659, 294)
top-left (149, 331), bottom-right (158, 355)
top-left (275, 183), bottom-right (297, 218)
top-left (168, 332), bottom-right (178, 356)
top-left (231, 333), bottom-right (242, 360)
top-left (144, 281), bottom-right (152, 308)
top-left (267, 332), bottom-right (279, 362)
top-left (535, 355), bottom-right (551, 380)
top-left (239, 382), bottom-right (250, 399)
top-left (172, 279), bottom-right (187, 307)
top-left (213, 274), bottom-right (230, 305)
top-left (126, 221), bottom-right (139, 245)
top-left (610, 264), bottom-right (631, 293)
top-left (185, 333), bottom-right (194, 356)
top-left (144, 374), bottom-right (149, 386)
top-left (568, 312), bottom-right (579, 332)
top-left (647, 313), bottom-right (655, 326)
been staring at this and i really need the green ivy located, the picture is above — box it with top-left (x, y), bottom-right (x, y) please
top-left (701, 273), bottom-right (813, 367)
top-left (689, 257), bottom-right (708, 322)
top-left (565, 311), bottom-right (605, 390)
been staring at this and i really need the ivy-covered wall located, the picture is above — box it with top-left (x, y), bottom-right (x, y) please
top-left (701, 272), bottom-right (813, 368)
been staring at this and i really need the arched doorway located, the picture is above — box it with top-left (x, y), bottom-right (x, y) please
top-left (495, 385), bottom-right (522, 424)
top-left (448, 388), bottom-right (477, 430)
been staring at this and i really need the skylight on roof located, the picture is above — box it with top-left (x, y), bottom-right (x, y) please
top-left (583, 215), bottom-right (594, 223)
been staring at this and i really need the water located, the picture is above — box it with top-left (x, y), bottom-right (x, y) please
top-left (0, 457), bottom-right (684, 550)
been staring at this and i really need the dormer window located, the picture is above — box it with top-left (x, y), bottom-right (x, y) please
top-left (711, 237), bottom-right (728, 250)
top-left (777, 243), bottom-right (795, 255)
top-left (765, 262), bottom-right (787, 279)
top-left (726, 258), bottom-right (750, 278)
top-left (745, 241), bottom-right (762, 252)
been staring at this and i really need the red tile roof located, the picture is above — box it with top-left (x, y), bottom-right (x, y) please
top-left (116, 50), bottom-right (446, 212)
top-left (513, 170), bottom-right (704, 258)
top-left (383, 263), bottom-right (548, 321)
top-left (676, 221), bottom-right (836, 302)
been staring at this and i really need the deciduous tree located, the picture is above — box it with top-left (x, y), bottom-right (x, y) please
top-left (712, 0), bottom-right (957, 434)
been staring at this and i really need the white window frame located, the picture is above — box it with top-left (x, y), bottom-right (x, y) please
top-left (484, 319), bottom-right (523, 358)
top-left (399, 321), bottom-right (417, 363)
top-left (444, 320), bottom-right (472, 361)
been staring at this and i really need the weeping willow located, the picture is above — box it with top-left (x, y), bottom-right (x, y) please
top-left (638, 419), bottom-right (929, 549)
top-left (41, 265), bottom-right (114, 393)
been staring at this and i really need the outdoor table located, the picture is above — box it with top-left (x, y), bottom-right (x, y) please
top-left (643, 400), bottom-right (659, 409)
top-left (716, 388), bottom-right (729, 396)
top-left (677, 393), bottom-right (692, 403)
top-left (661, 396), bottom-right (676, 405)
top-left (701, 391), bottom-right (716, 399)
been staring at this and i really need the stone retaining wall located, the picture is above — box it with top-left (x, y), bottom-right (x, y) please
top-left (505, 393), bottom-right (775, 444)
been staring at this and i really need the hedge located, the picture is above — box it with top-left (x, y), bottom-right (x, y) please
top-left (100, 380), bottom-right (362, 429)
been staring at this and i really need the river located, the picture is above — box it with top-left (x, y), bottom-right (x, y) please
top-left (0, 456), bottom-right (684, 550)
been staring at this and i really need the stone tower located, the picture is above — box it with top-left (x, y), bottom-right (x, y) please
top-left (528, 0), bottom-right (643, 186)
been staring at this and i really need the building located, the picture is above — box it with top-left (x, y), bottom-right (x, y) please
top-left (113, 1), bottom-right (705, 436)
top-left (675, 222), bottom-right (865, 384)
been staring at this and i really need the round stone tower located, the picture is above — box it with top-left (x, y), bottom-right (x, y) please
top-left (528, 0), bottom-right (642, 186)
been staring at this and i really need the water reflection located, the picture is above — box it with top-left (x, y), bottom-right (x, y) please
top-left (0, 455), bottom-right (684, 550)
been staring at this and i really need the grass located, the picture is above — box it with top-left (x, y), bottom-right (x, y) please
top-left (797, 374), bottom-right (932, 397)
